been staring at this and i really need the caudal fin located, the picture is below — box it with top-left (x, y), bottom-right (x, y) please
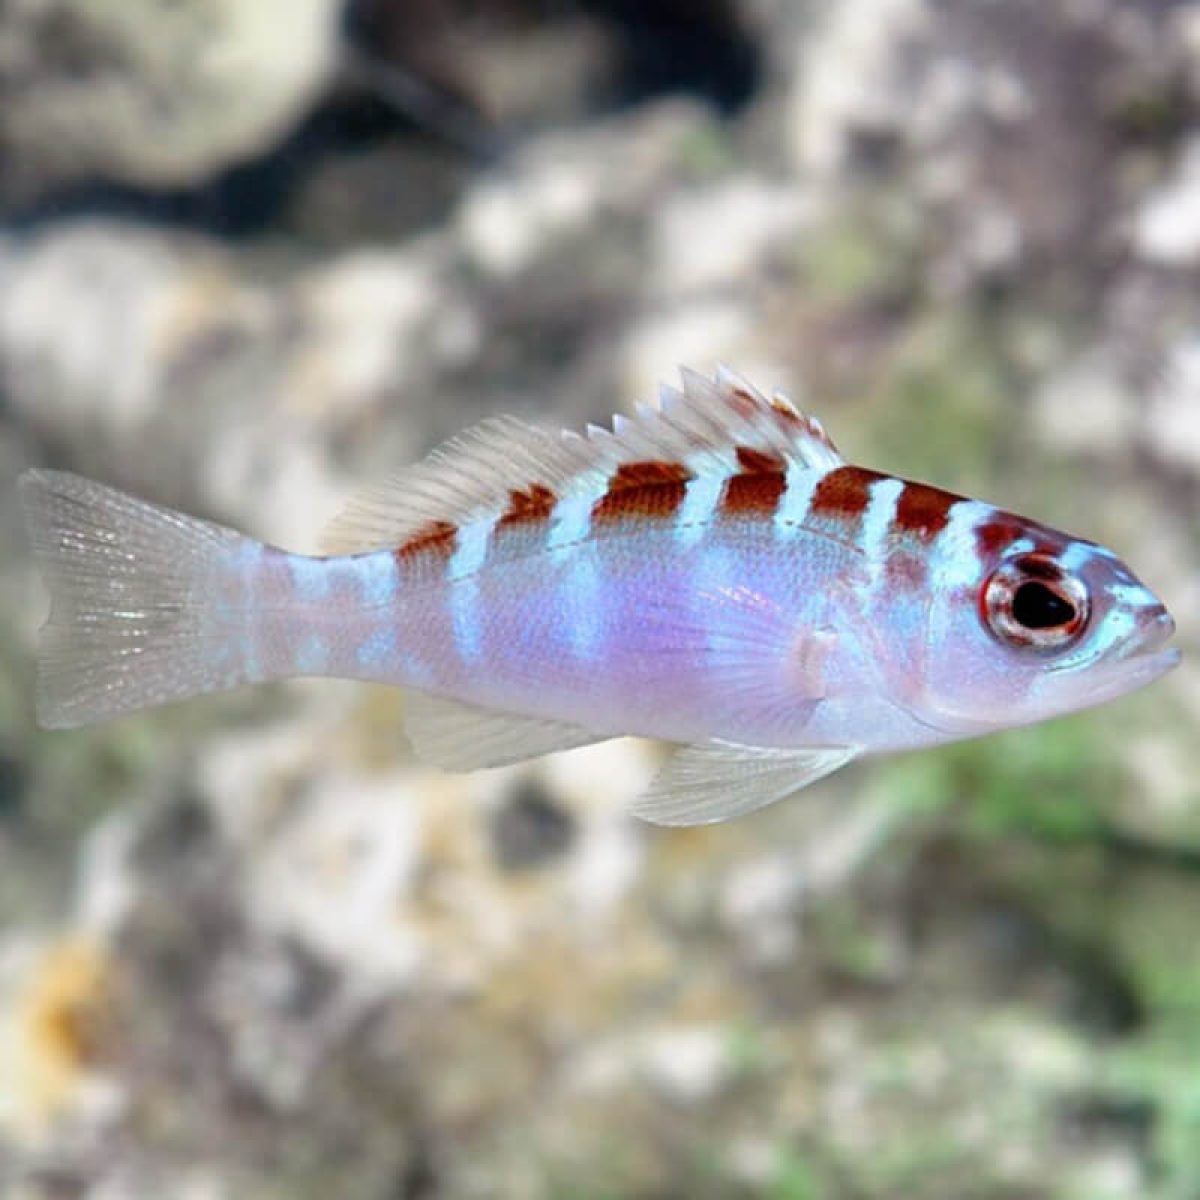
top-left (20, 470), bottom-right (257, 729)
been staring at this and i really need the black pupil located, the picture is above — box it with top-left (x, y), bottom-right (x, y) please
top-left (1012, 581), bottom-right (1075, 630)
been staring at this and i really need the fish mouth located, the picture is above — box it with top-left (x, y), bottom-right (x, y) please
top-left (1107, 644), bottom-right (1181, 687)
top-left (1105, 605), bottom-right (1179, 682)
top-left (1057, 605), bottom-right (1180, 703)
top-left (927, 607), bottom-right (1180, 738)
top-left (1047, 604), bottom-right (1176, 673)
top-left (1132, 605), bottom-right (1177, 657)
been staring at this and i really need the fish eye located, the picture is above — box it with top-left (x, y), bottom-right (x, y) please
top-left (1012, 581), bottom-right (1076, 629)
top-left (982, 554), bottom-right (1090, 652)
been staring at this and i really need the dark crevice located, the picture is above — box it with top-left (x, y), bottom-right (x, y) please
top-left (5, 0), bottom-right (763, 241)
top-left (489, 779), bottom-right (577, 870)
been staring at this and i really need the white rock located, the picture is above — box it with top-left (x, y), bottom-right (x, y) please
top-left (1147, 340), bottom-right (1200, 471)
top-left (292, 250), bottom-right (445, 408)
top-left (621, 301), bottom-right (752, 406)
top-left (0, 0), bottom-right (340, 188)
top-left (720, 854), bottom-right (805, 964)
top-left (0, 224), bottom-right (206, 436)
top-left (457, 156), bottom-right (598, 277)
top-left (75, 814), bottom-right (140, 938)
top-left (247, 771), bottom-right (425, 990)
top-left (651, 178), bottom-right (813, 295)
top-left (1034, 354), bottom-right (1137, 454)
top-left (637, 1025), bottom-right (732, 1104)
top-left (565, 1024), bottom-right (733, 1104)
top-left (1134, 139), bottom-right (1200, 265)
top-left (790, 0), bottom-right (931, 176)
top-left (539, 741), bottom-right (651, 919)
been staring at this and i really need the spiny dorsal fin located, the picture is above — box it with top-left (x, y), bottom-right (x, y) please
top-left (321, 366), bottom-right (844, 553)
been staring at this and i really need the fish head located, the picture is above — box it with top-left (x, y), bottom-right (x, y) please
top-left (915, 512), bottom-right (1179, 736)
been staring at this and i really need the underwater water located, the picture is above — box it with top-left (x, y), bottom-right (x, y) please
top-left (0, 2), bottom-right (1197, 1197)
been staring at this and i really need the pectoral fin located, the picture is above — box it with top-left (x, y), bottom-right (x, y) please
top-left (632, 740), bottom-right (861, 826)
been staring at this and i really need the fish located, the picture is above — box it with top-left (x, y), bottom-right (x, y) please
top-left (19, 367), bottom-right (1179, 825)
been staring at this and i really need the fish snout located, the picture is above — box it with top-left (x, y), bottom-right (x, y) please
top-left (1136, 603), bottom-right (1176, 652)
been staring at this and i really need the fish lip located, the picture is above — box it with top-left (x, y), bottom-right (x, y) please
top-left (1045, 605), bottom-right (1177, 678)
top-left (1112, 607), bottom-right (1177, 675)
top-left (911, 615), bottom-right (1179, 740)
top-left (1125, 644), bottom-right (1181, 679)
top-left (1074, 643), bottom-right (1181, 699)
top-left (1133, 605), bottom-right (1176, 656)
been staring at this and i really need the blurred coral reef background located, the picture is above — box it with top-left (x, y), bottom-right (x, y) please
top-left (0, 1), bottom-right (1198, 1197)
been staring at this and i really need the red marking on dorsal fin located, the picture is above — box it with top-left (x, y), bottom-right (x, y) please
top-left (498, 483), bottom-right (556, 527)
top-left (396, 519), bottom-right (457, 559)
top-left (609, 460), bottom-right (694, 488)
top-left (767, 394), bottom-right (840, 454)
top-left (735, 445), bottom-right (786, 474)
top-left (725, 384), bottom-right (761, 418)
top-left (892, 481), bottom-right (959, 543)
top-left (591, 460), bottom-right (691, 523)
top-left (809, 466), bottom-right (887, 525)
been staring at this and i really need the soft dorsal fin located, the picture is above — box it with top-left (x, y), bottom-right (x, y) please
top-left (321, 366), bottom-right (844, 554)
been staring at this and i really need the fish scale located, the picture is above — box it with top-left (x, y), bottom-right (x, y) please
top-left (18, 367), bottom-right (1179, 825)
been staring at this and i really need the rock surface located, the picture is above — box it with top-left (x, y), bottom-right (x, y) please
top-left (0, 0), bottom-right (341, 196)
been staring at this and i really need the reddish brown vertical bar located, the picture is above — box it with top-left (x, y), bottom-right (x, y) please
top-left (722, 472), bottom-right (787, 515)
top-left (808, 466), bottom-right (887, 529)
top-left (892, 481), bottom-right (958, 543)
top-left (974, 514), bottom-right (1028, 559)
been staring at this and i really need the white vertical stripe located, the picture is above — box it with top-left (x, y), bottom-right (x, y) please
top-left (289, 554), bottom-right (331, 602)
top-left (566, 550), bottom-right (602, 661)
top-left (676, 472), bottom-right (727, 548)
top-left (931, 499), bottom-right (994, 589)
top-left (773, 464), bottom-right (822, 540)
top-left (546, 493), bottom-right (601, 657)
top-left (448, 519), bottom-right (491, 581)
top-left (356, 627), bottom-right (396, 669)
top-left (448, 518), bottom-right (492, 662)
top-left (546, 493), bottom-right (593, 563)
top-left (358, 550), bottom-right (399, 607)
top-left (861, 477), bottom-right (905, 566)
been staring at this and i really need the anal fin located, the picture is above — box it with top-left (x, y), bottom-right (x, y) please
top-left (632, 740), bottom-right (861, 826)
top-left (405, 692), bottom-right (609, 770)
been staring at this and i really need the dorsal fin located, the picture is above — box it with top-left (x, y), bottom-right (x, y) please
top-left (321, 366), bottom-right (844, 554)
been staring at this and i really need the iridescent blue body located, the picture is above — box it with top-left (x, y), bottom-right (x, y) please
top-left (20, 369), bottom-right (1179, 824)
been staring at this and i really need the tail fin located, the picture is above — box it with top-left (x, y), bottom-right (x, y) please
top-left (20, 470), bottom-right (258, 729)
